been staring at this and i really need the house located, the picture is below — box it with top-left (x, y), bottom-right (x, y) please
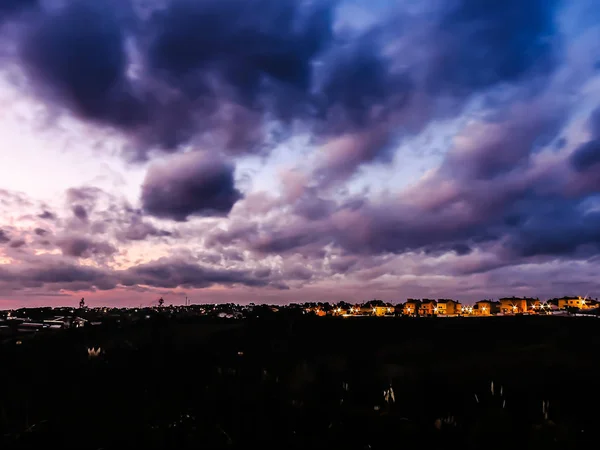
top-left (554, 296), bottom-right (599, 310)
top-left (459, 304), bottom-right (474, 315)
top-left (584, 299), bottom-right (600, 309)
top-left (361, 300), bottom-right (392, 316)
top-left (403, 299), bottom-right (421, 316)
top-left (419, 299), bottom-right (437, 316)
top-left (371, 303), bottom-right (395, 316)
top-left (499, 297), bottom-right (540, 314)
top-left (359, 304), bottom-right (373, 315)
top-left (473, 300), bottom-right (500, 316)
top-left (435, 299), bottom-right (460, 315)
top-left (331, 305), bottom-right (348, 316)
top-left (499, 297), bottom-right (523, 314)
top-left (306, 307), bottom-right (326, 317)
top-left (525, 298), bottom-right (542, 312)
top-left (348, 305), bottom-right (362, 315)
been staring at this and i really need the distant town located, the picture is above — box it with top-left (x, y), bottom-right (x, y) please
top-left (1, 295), bottom-right (598, 344)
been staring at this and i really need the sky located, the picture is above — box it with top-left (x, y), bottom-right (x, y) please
top-left (1, 0), bottom-right (600, 308)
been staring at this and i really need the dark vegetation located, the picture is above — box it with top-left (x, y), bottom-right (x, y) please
top-left (1, 313), bottom-right (599, 449)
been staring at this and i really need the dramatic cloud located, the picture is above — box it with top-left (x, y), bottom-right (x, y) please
top-left (33, 227), bottom-right (47, 236)
top-left (56, 236), bottom-right (117, 258)
top-left (0, 256), bottom-right (284, 294)
top-left (1, 0), bottom-right (600, 306)
top-left (0, 0), bottom-right (39, 19)
top-left (141, 152), bottom-right (242, 221)
top-left (120, 258), bottom-right (275, 289)
top-left (570, 106), bottom-right (600, 171)
top-left (429, 0), bottom-right (559, 93)
top-left (5, 0), bottom-right (562, 166)
top-left (38, 210), bottom-right (56, 220)
top-left (72, 204), bottom-right (88, 221)
top-left (115, 213), bottom-right (172, 241)
top-left (0, 229), bottom-right (10, 244)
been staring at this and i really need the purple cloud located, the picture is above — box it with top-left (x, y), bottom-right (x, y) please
top-left (2, 0), bottom-right (600, 306)
top-left (141, 152), bottom-right (242, 221)
top-left (33, 227), bottom-right (47, 236)
top-left (9, 239), bottom-right (26, 249)
top-left (4, 0), bottom-right (562, 174)
top-left (71, 204), bottom-right (88, 222)
top-left (0, 229), bottom-right (10, 244)
top-left (202, 92), bottom-right (596, 270)
top-left (38, 210), bottom-right (56, 220)
top-left (116, 215), bottom-right (172, 241)
top-left (570, 106), bottom-right (600, 171)
top-left (56, 236), bottom-right (117, 258)
top-left (0, 255), bottom-right (285, 293)
top-left (0, 0), bottom-right (39, 20)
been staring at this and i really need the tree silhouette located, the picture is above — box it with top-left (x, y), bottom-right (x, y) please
top-left (158, 297), bottom-right (164, 307)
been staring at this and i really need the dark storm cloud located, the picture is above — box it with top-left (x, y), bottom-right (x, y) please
top-left (0, 0), bottom-right (39, 19)
top-left (504, 198), bottom-right (600, 258)
top-left (589, 106), bottom-right (600, 137)
top-left (570, 107), bottom-right (600, 172)
top-left (315, 37), bottom-right (411, 133)
top-left (20, 1), bottom-right (144, 131)
top-left (15, 262), bottom-right (111, 286)
top-left (141, 152), bottom-right (242, 221)
top-left (9, 239), bottom-right (26, 249)
top-left (571, 139), bottom-right (600, 171)
top-left (12, 0), bottom-right (333, 156)
top-left (72, 204), bottom-right (88, 221)
top-left (38, 210), bottom-right (56, 220)
top-left (0, 256), bottom-right (284, 292)
top-left (7, 0), bottom-right (562, 172)
top-left (120, 258), bottom-right (272, 289)
top-left (56, 236), bottom-right (117, 258)
top-left (0, 229), bottom-right (10, 243)
top-left (430, 0), bottom-right (559, 94)
top-left (147, 0), bottom-right (333, 97)
top-left (206, 96), bottom-right (595, 268)
top-left (306, 0), bottom-right (562, 184)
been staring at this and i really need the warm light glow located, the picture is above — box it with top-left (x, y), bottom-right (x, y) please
top-left (87, 347), bottom-right (102, 358)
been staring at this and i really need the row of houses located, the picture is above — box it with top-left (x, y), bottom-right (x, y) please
top-left (309, 296), bottom-right (600, 317)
